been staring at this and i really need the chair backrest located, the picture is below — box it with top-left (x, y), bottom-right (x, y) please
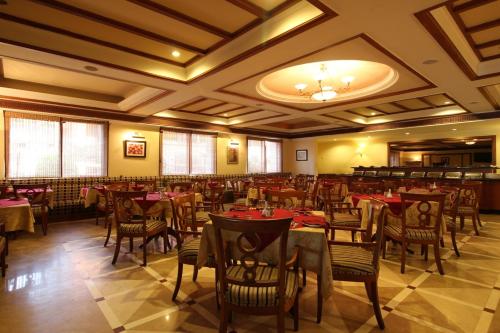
top-left (400, 192), bottom-right (446, 234)
top-left (0, 185), bottom-right (9, 199)
top-left (459, 182), bottom-right (482, 208)
top-left (194, 178), bottom-right (208, 194)
top-left (13, 183), bottom-right (49, 205)
top-left (368, 199), bottom-right (389, 271)
top-left (169, 182), bottom-right (193, 193)
top-left (210, 214), bottom-right (292, 305)
top-left (111, 190), bottom-right (148, 229)
top-left (350, 181), bottom-right (380, 194)
top-left (268, 190), bottom-right (306, 209)
top-left (134, 180), bottom-right (156, 192)
top-left (104, 181), bottom-right (129, 188)
top-left (170, 193), bottom-right (198, 241)
top-left (382, 179), bottom-right (399, 192)
top-left (205, 185), bottom-right (225, 212)
top-left (410, 171), bottom-right (426, 178)
top-left (439, 186), bottom-right (461, 218)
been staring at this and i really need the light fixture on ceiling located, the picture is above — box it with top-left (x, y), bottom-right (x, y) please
top-left (84, 65), bottom-right (98, 72)
top-left (444, 101), bottom-right (451, 104)
top-left (370, 112), bottom-right (377, 116)
top-left (422, 59), bottom-right (438, 65)
top-left (171, 50), bottom-right (180, 57)
top-left (465, 140), bottom-right (476, 145)
top-left (405, 132), bottom-right (410, 135)
top-left (294, 63), bottom-right (354, 102)
top-left (452, 128), bottom-right (457, 131)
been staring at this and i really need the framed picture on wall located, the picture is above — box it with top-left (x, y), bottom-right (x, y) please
top-left (227, 142), bottom-right (239, 164)
top-left (124, 140), bottom-right (147, 158)
top-left (296, 149), bottom-right (308, 161)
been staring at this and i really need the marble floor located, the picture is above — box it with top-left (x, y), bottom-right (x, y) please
top-left (1, 216), bottom-right (500, 333)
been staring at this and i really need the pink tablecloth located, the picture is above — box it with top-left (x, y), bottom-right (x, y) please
top-left (352, 194), bottom-right (403, 215)
top-left (0, 198), bottom-right (35, 232)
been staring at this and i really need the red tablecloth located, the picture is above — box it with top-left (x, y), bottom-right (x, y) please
top-left (224, 209), bottom-right (327, 229)
top-left (351, 194), bottom-right (402, 215)
top-left (0, 198), bottom-right (30, 207)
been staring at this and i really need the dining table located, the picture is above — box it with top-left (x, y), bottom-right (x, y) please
top-left (8, 188), bottom-right (55, 209)
top-left (197, 208), bottom-right (334, 299)
top-left (0, 198), bottom-right (36, 232)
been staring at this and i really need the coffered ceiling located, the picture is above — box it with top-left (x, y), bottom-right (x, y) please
top-left (0, 0), bottom-right (499, 138)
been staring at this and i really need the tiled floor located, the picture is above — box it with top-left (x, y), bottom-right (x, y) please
top-left (1, 216), bottom-right (499, 333)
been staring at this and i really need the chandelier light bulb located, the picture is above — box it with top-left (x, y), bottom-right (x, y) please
top-left (322, 86), bottom-right (333, 91)
top-left (312, 90), bottom-right (337, 101)
top-left (294, 83), bottom-right (307, 90)
top-left (341, 76), bottom-right (355, 84)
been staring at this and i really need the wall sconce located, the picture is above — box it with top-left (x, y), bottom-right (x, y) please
top-left (357, 143), bottom-right (366, 158)
top-left (124, 131), bottom-right (145, 140)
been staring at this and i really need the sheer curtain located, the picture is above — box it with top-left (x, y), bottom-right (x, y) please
top-left (7, 113), bottom-right (60, 178)
top-left (265, 140), bottom-right (282, 172)
top-left (162, 130), bottom-right (190, 174)
top-left (248, 139), bottom-right (265, 173)
top-left (62, 121), bottom-right (106, 177)
top-left (191, 133), bottom-right (216, 174)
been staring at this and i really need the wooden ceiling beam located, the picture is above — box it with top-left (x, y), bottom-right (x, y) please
top-left (390, 101), bottom-right (411, 111)
top-left (453, 0), bottom-right (497, 13)
top-left (0, 58), bottom-right (4, 79)
top-left (227, 0), bottom-right (267, 18)
top-left (476, 38), bottom-right (500, 49)
top-left (0, 13), bottom-right (184, 66)
top-left (29, 0), bottom-right (206, 55)
top-left (466, 18), bottom-right (500, 34)
top-left (126, 0), bottom-right (231, 39)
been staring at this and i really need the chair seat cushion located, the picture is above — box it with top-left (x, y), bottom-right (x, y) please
top-left (0, 236), bottom-right (5, 252)
top-left (384, 225), bottom-right (437, 241)
top-left (330, 245), bottom-right (375, 276)
top-left (119, 219), bottom-right (167, 235)
top-left (224, 265), bottom-right (298, 307)
top-left (458, 206), bottom-right (475, 215)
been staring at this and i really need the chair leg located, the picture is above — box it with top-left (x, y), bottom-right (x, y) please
top-left (330, 229), bottom-right (335, 241)
top-left (351, 231), bottom-right (356, 242)
top-left (172, 262), bottom-right (183, 301)
top-left (476, 211), bottom-right (482, 227)
top-left (1, 250), bottom-right (6, 277)
top-left (440, 238), bottom-right (445, 248)
top-left (400, 241), bottom-right (407, 274)
top-left (41, 208), bottom-right (48, 236)
top-left (112, 236), bottom-right (122, 265)
top-left (163, 230), bottom-right (168, 254)
top-left (302, 269), bottom-right (307, 287)
top-left (371, 280), bottom-right (385, 330)
top-left (364, 281), bottom-right (374, 302)
top-left (104, 222), bottom-right (112, 247)
top-left (219, 307), bottom-right (229, 333)
top-left (471, 214), bottom-right (480, 236)
top-left (460, 215), bottom-right (465, 230)
top-left (451, 228), bottom-right (460, 257)
top-left (142, 236), bottom-right (147, 266)
top-left (293, 290), bottom-right (299, 331)
top-left (129, 237), bottom-right (134, 253)
top-left (424, 245), bottom-right (428, 261)
top-left (381, 234), bottom-right (387, 259)
top-left (193, 266), bottom-right (199, 282)
top-left (277, 309), bottom-right (285, 333)
top-left (317, 273), bottom-right (322, 323)
top-left (434, 242), bottom-right (445, 275)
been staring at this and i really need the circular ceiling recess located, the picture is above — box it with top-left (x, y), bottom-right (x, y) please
top-left (256, 60), bottom-right (398, 104)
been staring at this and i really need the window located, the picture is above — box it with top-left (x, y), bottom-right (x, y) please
top-left (247, 138), bottom-right (282, 173)
top-left (161, 129), bottom-right (216, 175)
top-left (5, 112), bottom-right (107, 178)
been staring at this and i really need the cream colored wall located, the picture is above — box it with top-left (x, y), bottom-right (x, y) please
top-left (283, 138), bottom-right (317, 175)
top-left (312, 119), bottom-right (500, 174)
top-left (0, 113), bottom-right (4, 180)
top-left (216, 133), bottom-right (248, 174)
top-left (108, 122), bottom-right (160, 177)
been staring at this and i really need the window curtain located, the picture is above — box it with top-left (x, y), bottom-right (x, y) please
top-left (248, 139), bottom-right (265, 173)
top-left (265, 140), bottom-right (282, 172)
top-left (62, 120), bottom-right (107, 177)
top-left (6, 112), bottom-right (61, 178)
top-left (161, 130), bottom-right (190, 175)
top-left (191, 133), bottom-right (216, 174)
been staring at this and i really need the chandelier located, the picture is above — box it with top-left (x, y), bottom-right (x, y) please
top-left (294, 64), bottom-right (354, 102)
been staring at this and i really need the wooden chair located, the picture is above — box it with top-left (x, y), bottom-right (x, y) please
top-left (350, 181), bottom-right (380, 194)
top-left (171, 193), bottom-right (214, 301)
top-left (267, 190), bottom-right (306, 209)
top-left (327, 199), bottom-right (388, 329)
top-left (210, 214), bottom-right (300, 333)
top-left (0, 186), bottom-right (8, 199)
top-left (100, 183), bottom-right (129, 246)
top-left (133, 180), bottom-right (156, 192)
top-left (382, 192), bottom-right (446, 275)
top-left (168, 182), bottom-right (193, 193)
top-left (13, 183), bottom-right (50, 235)
top-left (110, 190), bottom-right (168, 266)
top-left (440, 186), bottom-right (461, 257)
top-left (382, 179), bottom-right (400, 192)
top-left (0, 222), bottom-right (7, 277)
top-left (202, 185), bottom-right (226, 213)
top-left (320, 187), bottom-right (362, 241)
top-left (458, 182), bottom-right (482, 235)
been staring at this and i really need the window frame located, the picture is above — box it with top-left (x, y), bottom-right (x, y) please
top-left (246, 136), bottom-right (283, 173)
top-left (160, 128), bottom-right (217, 175)
top-left (4, 111), bottom-right (108, 178)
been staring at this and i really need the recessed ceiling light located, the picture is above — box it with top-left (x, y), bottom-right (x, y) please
top-left (171, 50), bottom-right (181, 57)
top-left (84, 65), bottom-right (98, 72)
top-left (294, 83), bottom-right (307, 90)
top-left (371, 112), bottom-right (377, 115)
top-left (444, 101), bottom-right (451, 104)
top-left (405, 132), bottom-right (410, 135)
top-left (465, 141), bottom-right (476, 145)
top-left (422, 59), bottom-right (438, 65)
top-left (341, 76), bottom-right (355, 84)
top-left (223, 113), bottom-right (228, 117)
top-left (452, 128), bottom-right (457, 131)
